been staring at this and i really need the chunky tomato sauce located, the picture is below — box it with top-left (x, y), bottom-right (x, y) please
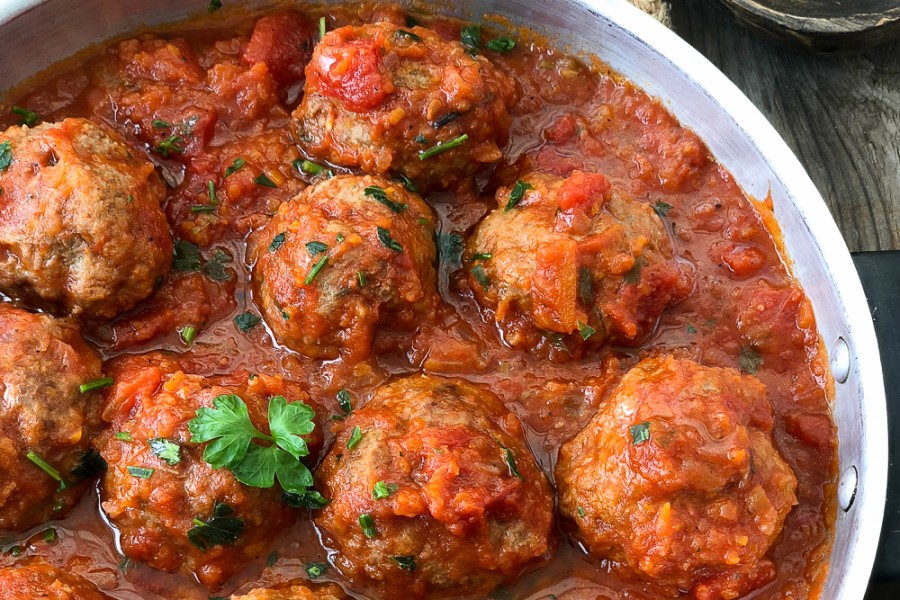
top-left (0, 3), bottom-right (835, 599)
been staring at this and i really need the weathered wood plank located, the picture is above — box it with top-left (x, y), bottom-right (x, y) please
top-left (670, 0), bottom-right (900, 251)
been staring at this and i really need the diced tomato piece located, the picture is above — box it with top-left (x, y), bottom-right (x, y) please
top-left (556, 170), bottom-right (610, 215)
top-left (308, 33), bottom-right (388, 111)
top-left (242, 12), bottom-right (314, 87)
top-left (531, 238), bottom-right (579, 333)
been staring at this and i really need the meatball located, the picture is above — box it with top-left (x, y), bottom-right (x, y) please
top-left (292, 22), bottom-right (517, 191)
top-left (96, 353), bottom-right (323, 589)
top-left (232, 581), bottom-right (347, 600)
top-left (0, 118), bottom-right (172, 319)
top-left (0, 304), bottom-right (103, 532)
top-left (555, 356), bottom-right (798, 599)
top-left (466, 171), bottom-right (691, 357)
top-left (315, 375), bottom-right (555, 598)
top-left (0, 558), bottom-right (109, 600)
top-left (249, 174), bottom-right (438, 361)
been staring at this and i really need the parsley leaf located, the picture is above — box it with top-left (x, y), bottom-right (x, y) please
top-left (173, 240), bottom-right (202, 271)
top-left (630, 421), bottom-right (651, 445)
top-left (359, 513), bottom-right (377, 538)
top-left (577, 321), bottom-right (595, 340)
top-left (505, 179), bottom-right (534, 211)
top-left (346, 426), bottom-right (364, 450)
top-left (224, 158), bottom-right (246, 177)
top-left (153, 135), bottom-right (184, 157)
top-left (306, 561), bottom-right (329, 579)
top-left (365, 185), bottom-right (408, 213)
top-left (188, 394), bottom-right (317, 495)
top-left (282, 489), bottom-right (331, 509)
top-left (377, 227), bottom-right (403, 252)
top-left (12, 106), bottom-right (39, 126)
top-left (337, 388), bottom-right (352, 413)
top-left (234, 312), bottom-right (261, 333)
top-left (254, 172), bottom-right (278, 188)
top-left (306, 241), bottom-right (328, 255)
top-left (268, 232), bottom-right (286, 252)
top-left (391, 555), bottom-right (416, 571)
top-left (373, 481), bottom-right (398, 500)
top-left (0, 141), bottom-right (12, 172)
top-left (187, 501), bottom-right (244, 550)
top-left (438, 232), bottom-right (464, 269)
top-left (740, 345), bottom-right (763, 374)
top-left (486, 37), bottom-right (516, 52)
top-left (654, 200), bottom-right (673, 217)
top-left (149, 438), bottom-right (182, 466)
top-left (461, 24), bottom-right (481, 56)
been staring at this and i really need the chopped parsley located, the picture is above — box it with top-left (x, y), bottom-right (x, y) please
top-left (740, 345), bottom-right (763, 374)
top-left (0, 141), bottom-right (12, 171)
top-left (306, 241), bottom-right (328, 255)
top-left (346, 426), bottom-right (364, 450)
top-left (359, 513), bottom-right (377, 538)
top-left (268, 232), bottom-right (286, 252)
top-left (372, 481), bottom-right (399, 500)
top-left (431, 111), bottom-right (460, 128)
top-left (486, 37), bottom-right (516, 52)
top-left (461, 24), bottom-right (481, 56)
top-left (623, 258), bottom-right (645, 285)
top-left (471, 264), bottom-right (490, 290)
top-left (26, 450), bottom-right (67, 490)
top-left (505, 179), bottom-right (534, 211)
top-left (319, 16), bottom-right (327, 39)
top-left (116, 432), bottom-right (133, 442)
top-left (295, 159), bottom-right (331, 177)
top-left (654, 200), bottom-right (673, 217)
top-left (149, 438), bottom-right (182, 466)
top-left (254, 172), bottom-right (278, 188)
top-left (187, 501), bottom-right (245, 550)
top-left (630, 421), bottom-right (651, 445)
top-left (304, 254), bottom-right (328, 285)
top-left (577, 321), bottom-right (595, 340)
top-left (306, 561), bottom-right (329, 579)
top-left (397, 173), bottom-right (418, 193)
top-left (365, 185), bottom-right (407, 213)
top-left (42, 527), bottom-right (58, 543)
top-left (234, 312), bottom-right (261, 333)
top-left (577, 506), bottom-right (586, 518)
top-left (180, 325), bottom-right (198, 346)
top-left (127, 466), bottom-right (154, 479)
top-left (152, 119), bottom-right (170, 129)
top-left (224, 158), bottom-right (245, 177)
top-left (418, 134), bottom-right (468, 160)
top-left (391, 555), bottom-right (416, 571)
top-left (201, 249), bottom-right (233, 281)
top-left (438, 232), bottom-right (464, 268)
top-left (395, 29), bottom-right (422, 43)
top-left (188, 393), bottom-right (317, 495)
top-left (173, 240), bottom-right (202, 271)
top-left (337, 388), bottom-right (352, 413)
top-left (208, 0), bottom-right (223, 14)
top-left (376, 227), bottom-right (403, 252)
top-left (12, 106), bottom-right (39, 126)
top-left (79, 377), bottom-right (113, 394)
top-left (282, 489), bottom-right (331, 509)
top-left (153, 135), bottom-right (184, 157)
top-left (471, 252), bottom-right (492, 261)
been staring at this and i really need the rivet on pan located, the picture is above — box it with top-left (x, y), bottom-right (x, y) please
top-left (838, 465), bottom-right (858, 512)
top-left (830, 337), bottom-right (851, 384)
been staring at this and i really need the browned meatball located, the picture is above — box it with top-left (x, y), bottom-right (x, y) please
top-left (466, 171), bottom-right (691, 358)
top-left (249, 175), bottom-right (438, 361)
top-left (0, 558), bottom-right (109, 599)
top-left (315, 375), bottom-right (555, 598)
top-left (232, 581), bottom-right (347, 600)
top-left (292, 22), bottom-right (517, 191)
top-left (0, 304), bottom-right (103, 532)
top-left (555, 356), bottom-right (798, 599)
top-left (0, 118), bottom-right (172, 319)
top-left (96, 353), bottom-right (323, 589)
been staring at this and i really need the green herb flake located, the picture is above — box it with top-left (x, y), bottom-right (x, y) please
top-left (357, 271), bottom-right (368, 288)
top-left (224, 158), bottom-right (246, 177)
top-left (190, 204), bottom-right (216, 214)
top-left (365, 185), bottom-right (408, 213)
top-left (188, 394), bottom-right (316, 495)
top-left (295, 159), bottom-right (325, 176)
top-left (372, 481), bottom-right (399, 500)
top-left (438, 232), bottom-right (464, 268)
top-left (471, 264), bottom-right (490, 290)
top-left (319, 16), bottom-right (327, 39)
top-left (395, 29), bottom-right (422, 43)
top-left (201, 249), bottom-right (233, 282)
top-left (578, 267), bottom-right (593, 305)
top-left (306, 561), bottom-right (329, 579)
top-left (304, 254), bottom-right (328, 285)
top-left (486, 37), bottom-right (516, 52)
top-left (12, 106), bottom-right (39, 126)
top-left (208, 0), bottom-right (223, 14)
top-left (254, 172), bottom-right (278, 188)
top-left (187, 502), bottom-right (245, 550)
top-left (116, 431), bottom-right (133, 442)
top-left (461, 24), bottom-right (481, 55)
top-left (630, 421), bottom-right (651, 446)
top-left (153, 135), bottom-right (184, 157)
top-left (686, 323), bottom-right (698, 334)
top-left (180, 325), bottom-right (198, 346)
top-left (337, 388), bottom-right (352, 413)
top-left (623, 258), bottom-right (644, 285)
top-left (234, 312), bottom-right (262, 333)
top-left (173, 239), bottom-right (202, 271)
top-left (346, 426), bottom-right (364, 450)
top-left (127, 466), bottom-right (154, 479)
top-left (494, 438), bottom-right (524, 480)
top-left (415, 134), bottom-right (428, 144)
top-left (577, 507), bottom-right (586, 518)
top-left (397, 173), bottom-right (418, 193)
top-left (71, 449), bottom-right (107, 480)
top-left (740, 345), bottom-right (763, 374)
top-left (0, 141), bottom-right (12, 171)
top-left (42, 527), bottom-right (58, 543)
top-left (152, 119), bottom-right (170, 129)
top-left (149, 438), bottom-right (182, 466)
top-left (268, 232), bottom-right (286, 252)
top-left (79, 377), bottom-right (114, 394)
top-left (418, 133), bottom-right (468, 160)
top-left (266, 551), bottom-right (279, 567)
top-left (282, 490), bottom-right (331, 509)
top-left (391, 555), bottom-right (416, 571)
top-left (376, 227), bottom-right (403, 252)
top-left (505, 179), bottom-right (534, 211)
top-left (654, 200), bottom-right (673, 217)
top-left (471, 252), bottom-right (492, 261)
top-left (207, 180), bottom-right (218, 203)
top-left (359, 513), bottom-right (377, 538)
top-left (306, 241), bottom-right (328, 255)
top-left (577, 321), bottom-right (595, 340)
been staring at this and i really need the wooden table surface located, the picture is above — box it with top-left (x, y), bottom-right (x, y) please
top-left (670, 0), bottom-right (900, 252)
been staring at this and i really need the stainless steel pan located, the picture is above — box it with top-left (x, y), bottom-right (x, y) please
top-left (0, 1), bottom-right (886, 598)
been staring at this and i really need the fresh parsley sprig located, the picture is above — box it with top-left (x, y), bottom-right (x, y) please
top-left (188, 394), bottom-right (317, 495)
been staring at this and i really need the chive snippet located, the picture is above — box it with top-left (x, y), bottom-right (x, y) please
top-left (359, 513), bottom-right (377, 538)
top-left (26, 450), bottom-right (66, 490)
top-left (418, 134), bottom-right (468, 160)
top-left (12, 106), bottom-right (39, 126)
top-left (180, 325), bottom-right (198, 346)
top-left (127, 465), bottom-right (154, 479)
top-left (116, 432), bottom-right (133, 442)
top-left (80, 377), bottom-right (114, 394)
top-left (304, 254), bottom-right (328, 285)
top-left (153, 135), bottom-right (184, 157)
top-left (372, 481), bottom-right (399, 500)
top-left (319, 16), bottom-right (327, 39)
top-left (224, 158), bottom-right (245, 177)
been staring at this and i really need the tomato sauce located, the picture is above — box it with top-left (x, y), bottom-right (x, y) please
top-left (0, 3), bottom-right (835, 599)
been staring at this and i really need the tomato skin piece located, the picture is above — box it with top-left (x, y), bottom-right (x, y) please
top-left (307, 34), bottom-right (389, 112)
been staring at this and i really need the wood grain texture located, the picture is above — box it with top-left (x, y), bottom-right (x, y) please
top-left (671, 0), bottom-right (900, 251)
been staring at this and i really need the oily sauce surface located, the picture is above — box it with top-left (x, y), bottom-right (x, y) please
top-left (0, 3), bottom-right (836, 599)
